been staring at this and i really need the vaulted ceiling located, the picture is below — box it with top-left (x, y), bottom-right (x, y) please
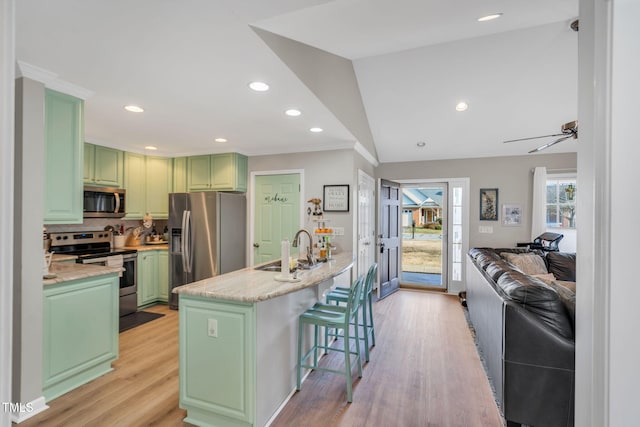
top-left (16, 0), bottom-right (578, 163)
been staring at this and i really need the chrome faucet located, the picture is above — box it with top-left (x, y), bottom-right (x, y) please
top-left (292, 229), bottom-right (317, 266)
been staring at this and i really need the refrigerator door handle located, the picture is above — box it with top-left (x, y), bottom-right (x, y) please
top-left (181, 210), bottom-right (188, 273)
top-left (184, 210), bottom-right (192, 273)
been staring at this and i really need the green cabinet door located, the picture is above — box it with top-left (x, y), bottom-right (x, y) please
top-left (158, 250), bottom-right (169, 302)
top-left (124, 152), bottom-right (146, 219)
top-left (211, 153), bottom-right (247, 192)
top-left (137, 251), bottom-right (159, 307)
top-left (84, 142), bottom-right (95, 184)
top-left (44, 89), bottom-right (84, 224)
top-left (173, 157), bottom-right (188, 193)
top-left (145, 156), bottom-right (173, 219)
top-left (93, 145), bottom-right (124, 187)
top-left (43, 273), bottom-right (119, 401)
top-left (84, 143), bottom-right (124, 187)
top-left (187, 155), bottom-right (212, 191)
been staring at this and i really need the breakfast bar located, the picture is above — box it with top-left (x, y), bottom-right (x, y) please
top-left (173, 252), bottom-right (354, 427)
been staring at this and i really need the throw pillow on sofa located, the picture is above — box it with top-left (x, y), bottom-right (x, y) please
top-left (546, 252), bottom-right (576, 281)
top-left (500, 252), bottom-right (548, 275)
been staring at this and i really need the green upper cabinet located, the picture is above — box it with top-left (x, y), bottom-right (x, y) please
top-left (187, 155), bottom-right (212, 191)
top-left (84, 143), bottom-right (124, 187)
top-left (44, 89), bottom-right (84, 224)
top-left (173, 157), bottom-right (188, 193)
top-left (123, 152), bottom-right (146, 220)
top-left (145, 156), bottom-right (173, 218)
top-left (187, 153), bottom-right (247, 192)
top-left (124, 153), bottom-right (173, 220)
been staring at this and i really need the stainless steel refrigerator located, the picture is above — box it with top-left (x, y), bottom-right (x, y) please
top-left (168, 192), bottom-right (246, 309)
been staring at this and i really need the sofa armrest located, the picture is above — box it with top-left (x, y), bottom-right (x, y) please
top-left (504, 301), bottom-right (574, 369)
top-left (503, 301), bottom-right (575, 427)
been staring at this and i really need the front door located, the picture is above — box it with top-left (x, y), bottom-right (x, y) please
top-left (253, 174), bottom-right (301, 264)
top-left (377, 179), bottom-right (401, 299)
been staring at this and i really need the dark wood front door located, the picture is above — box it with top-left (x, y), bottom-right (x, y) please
top-left (377, 179), bottom-right (401, 299)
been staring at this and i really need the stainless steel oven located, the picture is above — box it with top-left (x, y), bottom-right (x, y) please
top-left (49, 231), bottom-right (138, 317)
top-left (80, 253), bottom-right (137, 317)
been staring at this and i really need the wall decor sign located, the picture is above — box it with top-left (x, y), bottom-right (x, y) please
top-left (323, 185), bottom-right (350, 212)
top-left (502, 204), bottom-right (522, 226)
top-left (479, 188), bottom-right (499, 221)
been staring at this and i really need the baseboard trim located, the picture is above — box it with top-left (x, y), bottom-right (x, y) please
top-left (11, 396), bottom-right (48, 424)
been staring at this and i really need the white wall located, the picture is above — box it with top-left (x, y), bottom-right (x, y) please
top-left (1, 0), bottom-right (15, 425)
top-left (375, 152), bottom-right (577, 249)
top-left (13, 77), bottom-right (46, 419)
top-left (577, 1), bottom-right (640, 425)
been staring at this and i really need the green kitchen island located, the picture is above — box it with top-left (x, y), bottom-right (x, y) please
top-left (173, 252), bottom-right (354, 427)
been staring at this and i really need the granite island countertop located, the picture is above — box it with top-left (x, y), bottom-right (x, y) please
top-left (173, 251), bottom-right (354, 303)
top-left (123, 244), bottom-right (168, 251)
top-left (43, 262), bottom-right (122, 286)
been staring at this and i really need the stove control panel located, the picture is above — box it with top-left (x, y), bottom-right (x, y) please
top-left (49, 231), bottom-right (112, 247)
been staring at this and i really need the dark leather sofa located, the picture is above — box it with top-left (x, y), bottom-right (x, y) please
top-left (466, 248), bottom-right (576, 427)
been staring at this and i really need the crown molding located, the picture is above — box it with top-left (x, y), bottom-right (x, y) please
top-left (16, 61), bottom-right (94, 100)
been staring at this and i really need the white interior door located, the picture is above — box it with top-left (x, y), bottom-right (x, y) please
top-left (357, 170), bottom-right (375, 281)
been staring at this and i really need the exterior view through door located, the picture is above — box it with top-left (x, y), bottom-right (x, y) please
top-left (401, 184), bottom-right (447, 290)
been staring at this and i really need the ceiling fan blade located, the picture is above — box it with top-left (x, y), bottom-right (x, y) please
top-left (503, 133), bottom-right (566, 143)
top-left (528, 135), bottom-right (573, 153)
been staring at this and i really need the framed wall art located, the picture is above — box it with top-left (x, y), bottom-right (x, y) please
top-left (502, 204), bottom-right (522, 226)
top-left (323, 184), bottom-right (350, 212)
top-left (479, 188), bottom-right (498, 221)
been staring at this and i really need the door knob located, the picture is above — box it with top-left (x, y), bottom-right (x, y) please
top-left (253, 243), bottom-right (260, 248)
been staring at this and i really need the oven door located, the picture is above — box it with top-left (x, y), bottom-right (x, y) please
top-left (81, 255), bottom-right (137, 316)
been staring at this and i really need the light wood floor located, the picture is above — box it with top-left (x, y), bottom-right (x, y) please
top-left (21, 291), bottom-right (504, 427)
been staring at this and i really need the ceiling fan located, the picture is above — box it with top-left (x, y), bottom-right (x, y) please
top-left (503, 120), bottom-right (578, 153)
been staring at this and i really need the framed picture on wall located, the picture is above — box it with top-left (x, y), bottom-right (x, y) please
top-left (480, 188), bottom-right (498, 221)
top-left (502, 204), bottom-right (522, 226)
top-left (323, 185), bottom-right (350, 212)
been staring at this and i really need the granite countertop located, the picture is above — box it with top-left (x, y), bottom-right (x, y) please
top-left (43, 262), bottom-right (122, 286)
top-left (124, 244), bottom-right (168, 251)
top-left (173, 252), bottom-right (354, 303)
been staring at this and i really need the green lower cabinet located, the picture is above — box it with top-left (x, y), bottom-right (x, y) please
top-left (138, 250), bottom-right (169, 307)
top-left (158, 250), bottom-right (169, 302)
top-left (179, 296), bottom-right (256, 427)
top-left (43, 273), bottom-right (119, 402)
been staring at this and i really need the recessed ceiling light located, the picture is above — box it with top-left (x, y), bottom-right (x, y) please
top-left (285, 109), bottom-right (302, 117)
top-left (309, 127), bottom-right (323, 133)
top-left (124, 105), bottom-right (144, 113)
top-left (214, 138), bottom-right (228, 143)
top-left (249, 81), bottom-right (269, 92)
top-left (417, 141), bottom-right (426, 147)
top-left (477, 13), bottom-right (503, 22)
top-left (144, 145), bottom-right (157, 150)
top-left (455, 102), bottom-right (469, 112)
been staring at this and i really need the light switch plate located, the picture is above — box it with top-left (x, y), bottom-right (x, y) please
top-left (332, 227), bottom-right (344, 236)
top-left (479, 226), bottom-right (494, 234)
top-left (208, 318), bottom-right (218, 337)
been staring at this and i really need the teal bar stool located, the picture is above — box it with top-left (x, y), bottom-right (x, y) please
top-left (324, 263), bottom-right (377, 361)
top-left (296, 275), bottom-right (365, 403)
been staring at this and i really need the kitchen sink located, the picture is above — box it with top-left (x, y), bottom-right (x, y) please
top-left (254, 259), bottom-right (323, 272)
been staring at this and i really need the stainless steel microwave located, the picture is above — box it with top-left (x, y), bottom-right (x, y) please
top-left (83, 186), bottom-right (126, 218)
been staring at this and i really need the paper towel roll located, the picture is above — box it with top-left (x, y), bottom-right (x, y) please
top-left (281, 239), bottom-right (290, 276)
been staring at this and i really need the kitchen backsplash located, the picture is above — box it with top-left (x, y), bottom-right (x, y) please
top-left (45, 218), bottom-right (168, 236)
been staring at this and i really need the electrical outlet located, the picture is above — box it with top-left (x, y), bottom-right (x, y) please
top-left (208, 318), bottom-right (218, 338)
top-left (332, 227), bottom-right (344, 236)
